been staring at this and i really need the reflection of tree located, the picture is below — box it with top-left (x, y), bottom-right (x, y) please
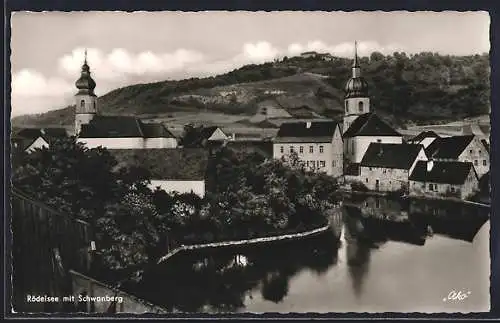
top-left (128, 231), bottom-right (341, 311)
top-left (261, 271), bottom-right (290, 303)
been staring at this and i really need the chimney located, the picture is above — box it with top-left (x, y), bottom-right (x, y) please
top-left (306, 122), bottom-right (312, 129)
top-left (427, 159), bottom-right (434, 172)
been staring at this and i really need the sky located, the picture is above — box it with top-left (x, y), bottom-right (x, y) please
top-left (10, 11), bottom-right (490, 117)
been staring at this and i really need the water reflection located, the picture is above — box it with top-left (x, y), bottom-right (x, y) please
top-left (128, 197), bottom-right (489, 313)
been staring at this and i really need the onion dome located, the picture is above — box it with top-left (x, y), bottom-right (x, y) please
top-left (75, 49), bottom-right (96, 95)
top-left (344, 41), bottom-right (369, 98)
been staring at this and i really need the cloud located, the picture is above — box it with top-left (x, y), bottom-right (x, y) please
top-left (58, 47), bottom-right (205, 80)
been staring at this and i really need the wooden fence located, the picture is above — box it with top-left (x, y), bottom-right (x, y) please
top-left (11, 188), bottom-right (93, 312)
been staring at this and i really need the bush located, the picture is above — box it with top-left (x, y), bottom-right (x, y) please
top-left (350, 181), bottom-right (369, 192)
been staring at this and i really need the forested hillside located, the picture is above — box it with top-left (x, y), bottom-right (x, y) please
top-left (12, 51), bottom-right (490, 128)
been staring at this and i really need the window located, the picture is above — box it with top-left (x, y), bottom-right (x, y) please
top-left (474, 160), bottom-right (478, 166)
top-left (299, 146), bottom-right (304, 154)
top-left (428, 184), bottom-right (433, 191)
top-left (479, 150), bottom-right (481, 154)
top-left (319, 145), bottom-right (324, 153)
top-left (383, 169), bottom-right (387, 174)
top-left (309, 146), bottom-right (314, 153)
top-left (451, 187), bottom-right (455, 193)
top-left (483, 160), bottom-right (487, 166)
top-left (290, 146), bottom-right (294, 153)
top-left (320, 161), bottom-right (326, 168)
top-left (351, 141), bottom-right (354, 151)
top-left (280, 146), bottom-right (284, 153)
top-left (469, 149), bottom-right (473, 154)
top-left (377, 139), bottom-right (382, 143)
top-left (93, 101), bottom-right (96, 110)
top-left (332, 160), bottom-right (336, 167)
top-left (345, 101), bottom-right (348, 113)
top-left (358, 101), bottom-right (364, 113)
top-left (80, 99), bottom-right (85, 108)
top-left (366, 178), bottom-right (368, 183)
top-left (376, 199), bottom-right (380, 208)
top-left (369, 167), bottom-right (372, 171)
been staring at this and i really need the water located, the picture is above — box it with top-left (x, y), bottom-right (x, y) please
top-left (132, 196), bottom-right (490, 313)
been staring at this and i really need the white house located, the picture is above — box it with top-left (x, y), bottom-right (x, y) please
top-left (409, 160), bottom-right (479, 200)
top-left (12, 127), bottom-right (68, 153)
top-left (273, 121), bottom-right (343, 177)
top-left (425, 135), bottom-right (489, 179)
top-left (357, 143), bottom-right (427, 192)
top-left (109, 148), bottom-right (209, 197)
top-left (77, 116), bottom-right (178, 149)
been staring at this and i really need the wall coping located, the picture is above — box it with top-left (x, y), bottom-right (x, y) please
top-left (157, 221), bottom-right (331, 264)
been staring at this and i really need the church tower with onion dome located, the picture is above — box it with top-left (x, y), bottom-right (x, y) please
top-left (74, 49), bottom-right (98, 135)
top-left (343, 41), bottom-right (370, 133)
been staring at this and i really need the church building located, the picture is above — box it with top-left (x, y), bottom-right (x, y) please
top-left (74, 51), bottom-right (177, 149)
top-left (342, 42), bottom-right (403, 168)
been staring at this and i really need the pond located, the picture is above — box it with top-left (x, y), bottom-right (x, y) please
top-left (130, 196), bottom-right (490, 313)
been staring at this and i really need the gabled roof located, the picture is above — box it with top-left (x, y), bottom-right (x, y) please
top-left (409, 161), bottom-right (476, 185)
top-left (199, 126), bottom-right (223, 140)
top-left (425, 135), bottom-right (475, 160)
top-left (481, 139), bottom-right (490, 154)
top-left (12, 127), bottom-right (68, 150)
top-left (343, 113), bottom-right (401, 138)
top-left (274, 121), bottom-right (339, 143)
top-left (79, 116), bottom-right (174, 139)
top-left (360, 143), bottom-right (424, 170)
top-left (408, 131), bottom-right (440, 143)
top-left (108, 148), bottom-right (209, 180)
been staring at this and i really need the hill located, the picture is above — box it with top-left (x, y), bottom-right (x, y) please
top-left (12, 51), bottom-right (490, 130)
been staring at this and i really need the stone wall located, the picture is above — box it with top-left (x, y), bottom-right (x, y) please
top-left (359, 166), bottom-right (409, 193)
top-left (70, 271), bottom-right (168, 314)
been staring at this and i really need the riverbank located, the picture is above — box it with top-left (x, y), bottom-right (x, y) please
top-left (338, 188), bottom-right (490, 208)
top-left (157, 220), bottom-right (331, 264)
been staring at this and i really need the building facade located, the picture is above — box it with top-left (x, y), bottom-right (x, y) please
top-left (273, 121), bottom-right (343, 177)
top-left (409, 160), bottom-right (479, 200)
top-left (425, 135), bottom-right (489, 179)
top-left (357, 143), bottom-right (427, 193)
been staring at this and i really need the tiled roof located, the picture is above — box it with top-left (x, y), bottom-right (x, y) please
top-left (141, 122), bottom-right (176, 138)
top-left (408, 130), bottom-right (440, 143)
top-left (343, 113), bottom-right (401, 138)
top-left (409, 161), bottom-right (476, 185)
top-left (108, 148), bottom-right (209, 180)
top-left (79, 116), bottom-right (174, 139)
top-left (274, 121), bottom-right (339, 143)
top-left (360, 143), bottom-right (424, 170)
top-left (425, 135), bottom-right (475, 160)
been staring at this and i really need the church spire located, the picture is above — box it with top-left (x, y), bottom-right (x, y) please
top-left (352, 41), bottom-right (361, 78)
top-left (353, 41), bottom-right (359, 67)
top-left (84, 48), bottom-right (88, 65)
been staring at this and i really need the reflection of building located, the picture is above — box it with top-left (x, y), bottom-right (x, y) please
top-left (409, 160), bottom-right (479, 200)
top-left (273, 121), bottom-right (343, 177)
top-left (425, 135), bottom-right (489, 179)
top-left (358, 143), bottom-right (427, 192)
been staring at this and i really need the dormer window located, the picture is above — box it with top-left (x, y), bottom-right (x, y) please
top-left (80, 100), bottom-right (85, 108)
